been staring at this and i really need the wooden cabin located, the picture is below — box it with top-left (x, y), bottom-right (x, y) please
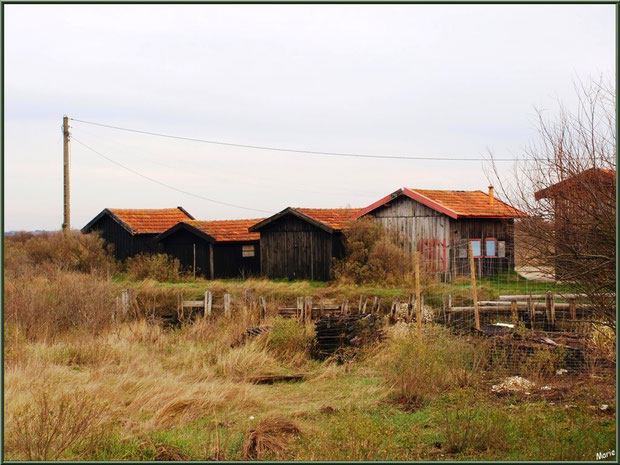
top-left (156, 219), bottom-right (263, 279)
top-left (535, 168), bottom-right (616, 280)
top-left (81, 207), bottom-right (194, 259)
top-left (355, 187), bottom-right (525, 278)
top-left (249, 208), bottom-right (360, 281)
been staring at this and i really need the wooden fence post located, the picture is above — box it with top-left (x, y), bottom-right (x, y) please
top-left (296, 297), bottom-right (304, 320)
top-left (468, 242), bottom-right (481, 331)
top-left (569, 298), bottom-right (577, 320)
top-left (510, 299), bottom-right (518, 324)
top-left (304, 297), bottom-right (312, 322)
top-left (528, 293), bottom-right (535, 330)
top-left (319, 299), bottom-right (324, 318)
top-left (204, 291), bottom-right (212, 318)
top-left (121, 289), bottom-right (130, 315)
top-left (341, 299), bottom-right (349, 315)
top-left (224, 293), bottom-right (231, 318)
top-left (177, 294), bottom-right (184, 321)
top-left (259, 296), bottom-right (267, 321)
top-left (371, 296), bottom-right (379, 315)
top-left (414, 251), bottom-right (422, 338)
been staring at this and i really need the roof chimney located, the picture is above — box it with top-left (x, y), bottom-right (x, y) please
top-left (488, 185), bottom-right (494, 205)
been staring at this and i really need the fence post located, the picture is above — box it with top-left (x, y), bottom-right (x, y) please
top-left (528, 293), bottom-right (535, 330)
top-left (121, 289), bottom-right (130, 315)
top-left (224, 293), bottom-right (231, 318)
top-left (569, 298), bottom-right (577, 320)
top-left (204, 291), bottom-right (212, 318)
top-left (414, 251), bottom-right (422, 338)
top-left (510, 299), bottom-right (518, 324)
top-left (468, 242), bottom-right (481, 331)
top-left (296, 297), bottom-right (304, 320)
top-left (177, 294), bottom-right (184, 321)
top-left (259, 296), bottom-right (266, 322)
top-left (371, 296), bottom-right (379, 315)
top-left (341, 299), bottom-right (349, 315)
top-left (304, 296), bottom-right (312, 322)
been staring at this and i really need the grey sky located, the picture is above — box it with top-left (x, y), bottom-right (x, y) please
top-left (4, 4), bottom-right (615, 230)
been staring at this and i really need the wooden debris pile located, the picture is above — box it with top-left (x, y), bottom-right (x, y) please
top-left (231, 326), bottom-right (272, 348)
top-left (313, 314), bottom-right (384, 359)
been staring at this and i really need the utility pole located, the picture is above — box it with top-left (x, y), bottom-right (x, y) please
top-left (62, 115), bottom-right (70, 233)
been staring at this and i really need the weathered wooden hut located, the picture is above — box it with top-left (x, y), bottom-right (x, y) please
top-left (249, 208), bottom-right (360, 281)
top-left (355, 187), bottom-right (525, 278)
top-left (81, 207), bottom-right (194, 259)
top-left (156, 219), bottom-right (263, 279)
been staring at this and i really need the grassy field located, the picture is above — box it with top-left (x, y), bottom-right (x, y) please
top-left (4, 313), bottom-right (615, 461)
top-left (3, 233), bottom-right (615, 461)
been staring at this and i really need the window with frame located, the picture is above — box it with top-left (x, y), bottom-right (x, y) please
top-left (485, 238), bottom-right (497, 257)
top-left (470, 239), bottom-right (482, 258)
top-left (242, 245), bottom-right (255, 257)
top-left (497, 241), bottom-right (506, 258)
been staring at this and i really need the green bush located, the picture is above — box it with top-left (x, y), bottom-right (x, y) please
top-left (266, 318), bottom-right (314, 363)
top-left (375, 324), bottom-right (479, 406)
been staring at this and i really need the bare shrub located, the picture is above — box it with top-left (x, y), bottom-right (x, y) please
top-left (5, 388), bottom-right (109, 460)
top-left (6, 231), bottom-right (117, 276)
top-left (242, 416), bottom-right (301, 460)
top-left (125, 253), bottom-right (183, 282)
top-left (488, 78), bottom-right (615, 327)
top-left (334, 218), bottom-right (413, 285)
top-left (4, 269), bottom-right (117, 341)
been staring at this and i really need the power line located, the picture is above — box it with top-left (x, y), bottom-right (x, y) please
top-left (71, 137), bottom-right (275, 214)
top-left (70, 117), bottom-right (521, 162)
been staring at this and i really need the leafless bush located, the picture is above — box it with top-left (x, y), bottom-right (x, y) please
top-left (4, 231), bottom-right (117, 276)
top-left (334, 218), bottom-right (413, 285)
top-left (4, 269), bottom-right (118, 341)
top-left (125, 253), bottom-right (184, 282)
top-left (5, 388), bottom-right (109, 460)
top-left (489, 77), bottom-right (616, 327)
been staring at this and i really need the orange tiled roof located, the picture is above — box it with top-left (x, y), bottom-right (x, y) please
top-left (185, 218), bottom-right (264, 242)
top-left (535, 168), bottom-right (616, 200)
top-left (109, 208), bottom-right (193, 234)
top-left (410, 189), bottom-right (526, 218)
top-left (354, 188), bottom-right (525, 220)
top-left (296, 208), bottom-right (361, 230)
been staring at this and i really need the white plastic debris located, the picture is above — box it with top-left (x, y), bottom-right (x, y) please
top-left (600, 404), bottom-right (609, 411)
top-left (541, 385), bottom-right (552, 391)
top-left (491, 376), bottom-right (536, 393)
top-left (556, 368), bottom-right (568, 375)
top-left (249, 416), bottom-right (255, 420)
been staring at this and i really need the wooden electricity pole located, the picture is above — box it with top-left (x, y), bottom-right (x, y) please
top-left (62, 116), bottom-right (70, 233)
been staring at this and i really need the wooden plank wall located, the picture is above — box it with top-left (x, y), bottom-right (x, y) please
top-left (450, 218), bottom-right (515, 277)
top-left (259, 215), bottom-right (333, 281)
top-left (213, 241), bottom-right (261, 279)
top-left (369, 196), bottom-right (451, 277)
top-left (91, 214), bottom-right (160, 260)
top-left (159, 229), bottom-right (212, 277)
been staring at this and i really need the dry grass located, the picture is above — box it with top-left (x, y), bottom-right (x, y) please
top-left (242, 416), bottom-right (301, 460)
top-left (5, 388), bottom-right (111, 460)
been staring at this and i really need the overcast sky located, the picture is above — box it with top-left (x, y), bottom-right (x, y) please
top-left (3, 4), bottom-right (615, 231)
